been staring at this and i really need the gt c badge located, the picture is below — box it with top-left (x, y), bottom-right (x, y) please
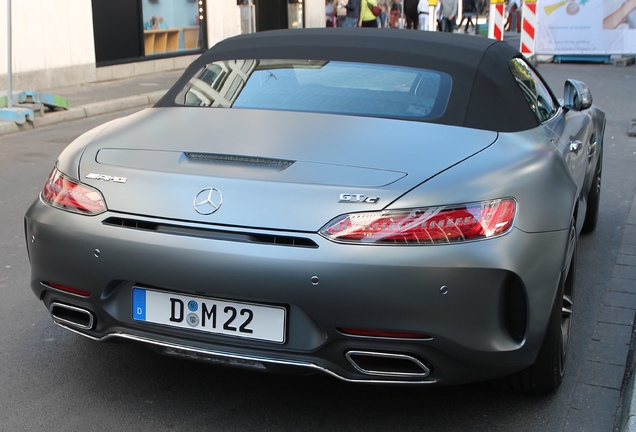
top-left (85, 173), bottom-right (127, 183)
top-left (339, 193), bottom-right (380, 204)
top-left (193, 187), bottom-right (223, 215)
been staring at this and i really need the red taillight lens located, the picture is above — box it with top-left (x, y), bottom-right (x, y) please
top-left (47, 282), bottom-right (92, 297)
top-left (320, 199), bottom-right (516, 245)
top-left (41, 168), bottom-right (106, 215)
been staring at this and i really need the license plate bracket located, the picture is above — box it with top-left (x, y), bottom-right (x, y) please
top-left (132, 287), bottom-right (286, 343)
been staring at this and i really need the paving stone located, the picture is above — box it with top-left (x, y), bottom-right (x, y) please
top-left (578, 359), bottom-right (626, 389)
top-left (598, 306), bottom-right (636, 326)
top-left (608, 277), bottom-right (636, 294)
top-left (618, 254), bottom-right (636, 267)
top-left (624, 227), bottom-right (636, 247)
top-left (571, 382), bottom-right (622, 414)
top-left (620, 244), bottom-right (636, 256)
top-left (563, 407), bottom-right (617, 432)
top-left (613, 264), bottom-right (636, 281)
top-left (593, 322), bottom-right (633, 346)
top-left (587, 339), bottom-right (630, 367)
top-left (604, 291), bottom-right (636, 310)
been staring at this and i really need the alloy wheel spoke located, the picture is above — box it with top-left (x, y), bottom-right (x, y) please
top-left (560, 294), bottom-right (573, 361)
top-left (562, 294), bottom-right (573, 318)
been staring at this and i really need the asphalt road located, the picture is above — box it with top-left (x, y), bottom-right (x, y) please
top-left (1, 62), bottom-right (635, 432)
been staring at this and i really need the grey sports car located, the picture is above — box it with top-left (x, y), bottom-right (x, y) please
top-left (24, 28), bottom-right (605, 393)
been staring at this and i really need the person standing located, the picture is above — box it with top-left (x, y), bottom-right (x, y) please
top-left (377, 0), bottom-right (391, 27)
top-left (344, 0), bottom-right (360, 27)
top-left (389, 0), bottom-right (402, 27)
top-left (417, 0), bottom-right (429, 30)
top-left (404, 0), bottom-right (419, 29)
top-left (440, 0), bottom-right (458, 32)
top-left (326, 0), bottom-right (335, 27)
top-left (359, 0), bottom-right (380, 27)
top-left (457, 0), bottom-right (476, 32)
top-left (504, 0), bottom-right (520, 31)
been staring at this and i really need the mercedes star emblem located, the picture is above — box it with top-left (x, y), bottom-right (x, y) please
top-left (193, 187), bottom-right (223, 215)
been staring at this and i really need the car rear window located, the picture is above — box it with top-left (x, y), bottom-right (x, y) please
top-left (175, 59), bottom-right (452, 120)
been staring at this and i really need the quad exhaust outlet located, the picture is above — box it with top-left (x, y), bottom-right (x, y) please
top-left (346, 350), bottom-right (431, 378)
top-left (49, 302), bottom-right (95, 330)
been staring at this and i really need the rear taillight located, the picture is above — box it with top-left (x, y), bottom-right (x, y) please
top-left (41, 168), bottom-right (107, 215)
top-left (320, 198), bottom-right (516, 245)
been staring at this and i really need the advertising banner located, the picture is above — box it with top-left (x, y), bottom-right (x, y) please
top-left (536, 0), bottom-right (636, 54)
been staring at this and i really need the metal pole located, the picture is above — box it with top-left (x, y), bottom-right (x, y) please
top-left (248, 0), bottom-right (253, 33)
top-left (7, 0), bottom-right (13, 108)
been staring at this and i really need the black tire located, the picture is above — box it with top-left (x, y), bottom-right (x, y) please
top-left (582, 150), bottom-right (602, 233)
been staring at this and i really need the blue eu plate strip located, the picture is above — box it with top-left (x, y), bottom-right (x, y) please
top-left (132, 288), bottom-right (147, 321)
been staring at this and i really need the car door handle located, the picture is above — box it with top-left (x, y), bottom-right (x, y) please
top-left (569, 140), bottom-right (583, 153)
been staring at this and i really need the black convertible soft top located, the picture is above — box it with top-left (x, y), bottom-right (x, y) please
top-left (157, 28), bottom-right (540, 132)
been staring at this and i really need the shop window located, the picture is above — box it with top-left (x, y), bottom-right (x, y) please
top-left (142, 0), bottom-right (204, 55)
top-left (288, 0), bottom-right (304, 28)
top-left (236, 0), bottom-right (304, 33)
top-left (237, 1), bottom-right (256, 34)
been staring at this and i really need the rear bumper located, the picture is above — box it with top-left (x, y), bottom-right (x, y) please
top-left (52, 322), bottom-right (440, 384)
top-left (25, 199), bottom-right (570, 385)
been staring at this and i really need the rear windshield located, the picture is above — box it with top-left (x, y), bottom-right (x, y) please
top-left (175, 59), bottom-right (452, 120)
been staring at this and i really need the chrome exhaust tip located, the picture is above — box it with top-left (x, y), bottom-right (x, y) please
top-left (346, 351), bottom-right (431, 378)
top-left (49, 302), bottom-right (95, 330)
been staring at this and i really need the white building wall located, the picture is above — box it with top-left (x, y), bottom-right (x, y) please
top-left (304, 0), bottom-right (325, 28)
top-left (0, 0), bottom-right (96, 91)
top-left (207, 0), bottom-right (242, 48)
top-left (1, 0), bottom-right (324, 93)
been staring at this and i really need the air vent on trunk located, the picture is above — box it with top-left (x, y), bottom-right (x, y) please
top-left (185, 153), bottom-right (294, 171)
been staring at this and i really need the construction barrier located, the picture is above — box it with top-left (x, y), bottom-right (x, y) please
top-left (520, 0), bottom-right (537, 59)
top-left (488, 0), bottom-right (505, 41)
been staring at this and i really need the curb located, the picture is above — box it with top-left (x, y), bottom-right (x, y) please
top-left (627, 370), bottom-right (636, 431)
top-left (618, 185), bottom-right (636, 431)
top-left (0, 90), bottom-right (166, 137)
top-left (620, 339), bottom-right (636, 431)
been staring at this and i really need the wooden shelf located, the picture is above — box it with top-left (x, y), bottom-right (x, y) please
top-left (144, 29), bottom-right (180, 55)
top-left (183, 26), bottom-right (200, 50)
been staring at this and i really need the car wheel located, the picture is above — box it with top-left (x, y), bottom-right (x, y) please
top-left (582, 151), bottom-right (602, 233)
top-left (490, 224), bottom-right (576, 393)
top-left (524, 224), bottom-right (576, 393)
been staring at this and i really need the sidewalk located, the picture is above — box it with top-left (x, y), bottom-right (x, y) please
top-left (0, 69), bottom-right (184, 136)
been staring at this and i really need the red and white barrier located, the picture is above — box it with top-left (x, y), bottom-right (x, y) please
top-left (520, 0), bottom-right (537, 58)
top-left (488, 0), bottom-right (505, 41)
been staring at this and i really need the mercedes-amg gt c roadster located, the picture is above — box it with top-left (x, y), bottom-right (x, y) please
top-left (25, 28), bottom-right (606, 393)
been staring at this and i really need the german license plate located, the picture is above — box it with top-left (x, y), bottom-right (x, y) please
top-left (132, 288), bottom-right (286, 343)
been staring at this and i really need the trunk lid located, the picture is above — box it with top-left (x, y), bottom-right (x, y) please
top-left (79, 107), bottom-right (496, 231)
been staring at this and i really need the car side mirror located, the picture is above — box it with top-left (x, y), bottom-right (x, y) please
top-left (563, 79), bottom-right (593, 111)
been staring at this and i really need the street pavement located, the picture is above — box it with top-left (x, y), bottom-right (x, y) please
top-left (1, 31), bottom-right (636, 431)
